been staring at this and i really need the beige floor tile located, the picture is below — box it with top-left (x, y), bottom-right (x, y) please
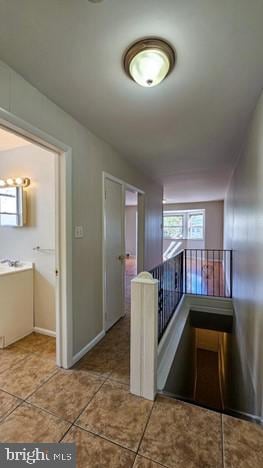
top-left (0, 354), bottom-right (57, 399)
top-left (139, 396), bottom-right (223, 468)
top-left (63, 426), bottom-right (135, 468)
top-left (133, 455), bottom-right (165, 467)
top-left (76, 380), bottom-right (153, 451)
top-left (0, 346), bottom-right (29, 374)
top-left (28, 369), bottom-right (104, 422)
top-left (0, 390), bottom-right (21, 420)
top-left (0, 402), bottom-right (70, 442)
top-left (223, 415), bottom-right (263, 468)
top-left (109, 357), bottom-right (130, 385)
top-left (77, 348), bottom-right (121, 377)
top-left (36, 339), bottom-right (56, 361)
top-left (15, 333), bottom-right (56, 361)
top-left (15, 332), bottom-right (52, 351)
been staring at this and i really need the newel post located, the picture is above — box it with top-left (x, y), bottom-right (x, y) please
top-left (130, 272), bottom-right (158, 401)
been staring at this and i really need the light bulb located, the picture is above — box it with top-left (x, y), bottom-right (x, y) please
top-left (0, 179), bottom-right (5, 187)
top-left (6, 178), bottom-right (14, 186)
top-left (15, 177), bottom-right (23, 185)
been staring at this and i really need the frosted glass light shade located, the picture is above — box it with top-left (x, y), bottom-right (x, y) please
top-left (129, 49), bottom-right (170, 87)
top-left (124, 38), bottom-right (175, 88)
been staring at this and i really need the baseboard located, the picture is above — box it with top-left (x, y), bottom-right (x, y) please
top-left (1, 330), bottom-right (33, 348)
top-left (224, 408), bottom-right (263, 425)
top-left (71, 330), bottom-right (105, 366)
top-left (34, 327), bottom-right (56, 338)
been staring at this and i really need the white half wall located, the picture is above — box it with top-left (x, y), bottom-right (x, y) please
top-left (0, 144), bottom-right (56, 332)
top-left (0, 59), bottom-right (163, 356)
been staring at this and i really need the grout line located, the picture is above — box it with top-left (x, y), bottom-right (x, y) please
top-left (221, 413), bottom-right (225, 468)
top-left (132, 453), bottom-right (168, 468)
top-left (71, 424), bottom-right (137, 455)
top-left (0, 395), bottom-right (23, 424)
top-left (70, 378), bottom-right (107, 426)
top-left (58, 379), bottom-right (107, 444)
top-left (59, 423), bottom-right (74, 443)
top-left (136, 399), bottom-right (155, 456)
top-left (24, 369), bottom-right (59, 401)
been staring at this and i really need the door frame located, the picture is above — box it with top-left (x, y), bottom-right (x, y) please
top-left (0, 106), bottom-right (73, 369)
top-left (102, 171), bottom-right (144, 332)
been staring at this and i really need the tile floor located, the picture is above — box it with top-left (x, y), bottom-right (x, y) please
top-left (0, 257), bottom-right (262, 467)
top-left (1, 327), bottom-right (262, 467)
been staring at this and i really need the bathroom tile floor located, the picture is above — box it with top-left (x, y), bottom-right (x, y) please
top-left (0, 258), bottom-right (262, 466)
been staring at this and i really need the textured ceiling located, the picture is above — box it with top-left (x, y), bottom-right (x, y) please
top-left (0, 0), bottom-right (263, 201)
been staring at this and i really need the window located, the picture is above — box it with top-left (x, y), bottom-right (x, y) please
top-left (163, 214), bottom-right (184, 239)
top-left (188, 213), bottom-right (204, 239)
top-left (163, 210), bottom-right (205, 240)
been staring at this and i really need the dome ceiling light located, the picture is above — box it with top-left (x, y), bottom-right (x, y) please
top-left (124, 38), bottom-right (176, 88)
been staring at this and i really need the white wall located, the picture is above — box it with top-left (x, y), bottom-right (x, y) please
top-left (0, 144), bottom-right (56, 332)
top-left (125, 206), bottom-right (137, 256)
top-left (0, 60), bottom-right (163, 355)
top-left (224, 91), bottom-right (263, 419)
top-left (163, 201), bottom-right (224, 254)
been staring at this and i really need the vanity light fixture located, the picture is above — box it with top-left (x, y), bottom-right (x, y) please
top-left (0, 177), bottom-right (30, 188)
top-left (124, 38), bottom-right (176, 87)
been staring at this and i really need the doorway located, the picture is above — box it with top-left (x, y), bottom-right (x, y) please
top-left (125, 190), bottom-right (138, 312)
top-left (0, 111), bottom-right (72, 369)
top-left (0, 127), bottom-right (57, 360)
top-left (103, 173), bottom-right (144, 332)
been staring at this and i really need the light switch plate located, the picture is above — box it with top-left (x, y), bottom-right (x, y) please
top-left (75, 225), bottom-right (84, 238)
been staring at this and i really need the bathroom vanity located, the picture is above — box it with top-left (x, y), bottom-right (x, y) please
top-left (0, 262), bottom-right (33, 348)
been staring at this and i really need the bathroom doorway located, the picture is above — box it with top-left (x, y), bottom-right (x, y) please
top-left (0, 114), bottom-right (72, 369)
top-left (0, 127), bottom-right (57, 361)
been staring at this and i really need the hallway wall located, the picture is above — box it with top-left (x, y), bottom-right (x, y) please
top-left (0, 59), bottom-right (163, 356)
top-left (224, 90), bottom-right (263, 420)
top-left (0, 144), bottom-right (56, 332)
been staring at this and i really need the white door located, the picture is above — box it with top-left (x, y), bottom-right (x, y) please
top-left (104, 177), bottom-right (125, 330)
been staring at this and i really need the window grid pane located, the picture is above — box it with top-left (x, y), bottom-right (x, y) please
top-left (163, 211), bottom-right (204, 240)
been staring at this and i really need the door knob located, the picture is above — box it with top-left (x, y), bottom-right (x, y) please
top-left (118, 255), bottom-right (125, 261)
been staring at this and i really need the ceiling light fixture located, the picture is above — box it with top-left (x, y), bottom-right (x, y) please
top-left (124, 38), bottom-right (176, 88)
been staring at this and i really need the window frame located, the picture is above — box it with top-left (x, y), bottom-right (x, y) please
top-left (163, 209), bottom-right (205, 241)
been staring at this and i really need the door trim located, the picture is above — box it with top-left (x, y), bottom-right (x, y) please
top-left (0, 106), bottom-right (73, 369)
top-left (102, 172), bottom-right (144, 333)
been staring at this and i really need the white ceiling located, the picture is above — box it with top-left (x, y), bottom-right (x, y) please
top-left (0, 0), bottom-right (263, 202)
top-left (0, 127), bottom-right (31, 151)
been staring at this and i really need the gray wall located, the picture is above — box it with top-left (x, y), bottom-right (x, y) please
top-left (163, 201), bottom-right (224, 253)
top-left (0, 59), bottom-right (163, 355)
top-left (224, 91), bottom-right (263, 419)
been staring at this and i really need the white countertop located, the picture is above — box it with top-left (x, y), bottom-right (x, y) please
top-left (0, 261), bottom-right (33, 276)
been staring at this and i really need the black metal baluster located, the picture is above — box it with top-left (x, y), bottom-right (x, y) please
top-left (206, 249), bottom-right (209, 296)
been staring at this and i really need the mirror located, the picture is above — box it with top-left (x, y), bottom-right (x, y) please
top-left (0, 186), bottom-right (27, 227)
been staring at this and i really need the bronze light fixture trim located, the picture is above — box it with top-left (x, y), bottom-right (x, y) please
top-left (124, 37), bottom-right (176, 87)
